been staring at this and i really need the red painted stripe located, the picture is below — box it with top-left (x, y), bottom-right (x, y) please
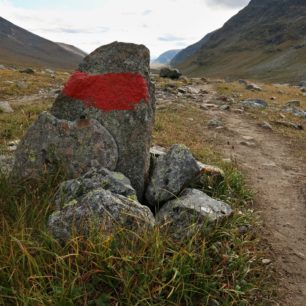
top-left (63, 71), bottom-right (149, 111)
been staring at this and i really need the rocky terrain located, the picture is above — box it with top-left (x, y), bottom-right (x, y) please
top-left (1, 44), bottom-right (306, 304)
top-left (172, 0), bottom-right (306, 83)
top-left (0, 17), bottom-right (86, 69)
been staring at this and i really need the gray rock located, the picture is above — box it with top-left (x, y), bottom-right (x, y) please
top-left (12, 112), bottom-right (118, 179)
top-left (238, 79), bottom-right (248, 85)
top-left (282, 105), bottom-right (306, 118)
top-left (259, 121), bottom-right (273, 130)
top-left (48, 188), bottom-right (155, 243)
top-left (220, 105), bottom-right (230, 111)
top-left (51, 42), bottom-right (155, 200)
top-left (159, 67), bottom-right (182, 79)
top-left (0, 101), bottom-right (14, 113)
top-left (19, 68), bottom-right (34, 74)
top-left (0, 64), bottom-right (6, 70)
top-left (0, 155), bottom-right (15, 175)
top-left (7, 140), bottom-right (20, 152)
top-left (156, 188), bottom-right (232, 239)
top-left (298, 81), bottom-right (306, 87)
top-left (273, 120), bottom-right (303, 130)
top-left (241, 99), bottom-right (268, 109)
top-left (54, 167), bottom-right (137, 209)
top-left (150, 145), bottom-right (167, 158)
top-left (208, 118), bottom-right (224, 128)
top-left (145, 144), bottom-right (200, 207)
top-left (285, 100), bottom-right (300, 108)
top-left (245, 83), bottom-right (262, 91)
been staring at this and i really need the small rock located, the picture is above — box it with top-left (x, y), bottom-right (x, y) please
top-left (186, 86), bottom-right (200, 94)
top-left (241, 99), bottom-right (268, 109)
top-left (240, 141), bottom-right (256, 147)
top-left (282, 104), bottom-right (306, 118)
top-left (259, 121), bottom-right (273, 130)
top-left (262, 259), bottom-right (272, 265)
top-left (200, 104), bottom-right (218, 110)
top-left (177, 87), bottom-right (187, 94)
top-left (220, 105), bottom-right (230, 111)
top-left (197, 162), bottom-right (224, 178)
top-left (245, 83), bottom-right (262, 91)
top-left (19, 68), bottom-right (34, 74)
top-left (208, 119), bottom-right (224, 128)
top-left (150, 145), bottom-right (167, 157)
top-left (45, 69), bottom-right (55, 74)
top-left (0, 64), bottom-right (6, 70)
top-left (160, 67), bottom-right (182, 80)
top-left (7, 140), bottom-right (20, 152)
top-left (298, 81), bottom-right (306, 87)
top-left (156, 188), bottom-right (233, 239)
top-left (233, 108), bottom-right (244, 114)
top-left (0, 101), bottom-right (14, 113)
top-left (238, 79), bottom-right (248, 85)
top-left (270, 96), bottom-right (276, 100)
top-left (285, 100), bottom-right (300, 108)
top-left (145, 144), bottom-right (200, 207)
top-left (273, 120), bottom-right (303, 130)
top-left (242, 136), bottom-right (254, 141)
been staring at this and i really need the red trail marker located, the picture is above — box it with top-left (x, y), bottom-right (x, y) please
top-left (63, 71), bottom-right (149, 111)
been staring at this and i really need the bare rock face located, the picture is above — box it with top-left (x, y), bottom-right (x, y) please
top-left (51, 42), bottom-right (155, 200)
top-left (156, 188), bottom-right (233, 239)
top-left (145, 144), bottom-right (200, 208)
top-left (12, 112), bottom-right (118, 179)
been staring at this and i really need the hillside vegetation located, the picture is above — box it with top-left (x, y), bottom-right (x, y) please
top-left (0, 17), bottom-right (85, 70)
top-left (172, 0), bottom-right (306, 83)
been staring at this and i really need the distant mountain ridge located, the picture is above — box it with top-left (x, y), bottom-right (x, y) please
top-left (172, 0), bottom-right (306, 83)
top-left (0, 17), bottom-right (86, 70)
top-left (153, 49), bottom-right (181, 65)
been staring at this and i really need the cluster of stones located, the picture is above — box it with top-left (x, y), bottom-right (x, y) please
top-left (11, 42), bottom-right (232, 243)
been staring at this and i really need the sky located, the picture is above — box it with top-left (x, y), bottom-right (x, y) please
top-left (0, 0), bottom-right (249, 59)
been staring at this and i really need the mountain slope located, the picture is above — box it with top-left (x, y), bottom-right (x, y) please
top-left (0, 17), bottom-right (85, 70)
top-left (172, 0), bottom-right (306, 83)
top-left (56, 43), bottom-right (87, 58)
top-left (153, 49), bottom-right (181, 65)
top-left (171, 30), bottom-right (217, 67)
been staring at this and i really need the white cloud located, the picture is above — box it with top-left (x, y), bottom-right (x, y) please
top-left (0, 0), bottom-right (245, 58)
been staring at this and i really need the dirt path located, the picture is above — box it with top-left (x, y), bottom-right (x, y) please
top-left (200, 94), bottom-right (306, 305)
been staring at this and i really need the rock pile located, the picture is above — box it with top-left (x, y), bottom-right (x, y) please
top-left (10, 42), bottom-right (233, 243)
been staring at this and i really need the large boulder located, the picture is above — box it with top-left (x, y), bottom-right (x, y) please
top-left (159, 67), bottom-right (182, 80)
top-left (51, 42), bottom-right (155, 200)
top-left (54, 167), bottom-right (137, 209)
top-left (48, 171), bottom-right (155, 243)
top-left (145, 144), bottom-right (200, 208)
top-left (12, 112), bottom-right (118, 179)
top-left (156, 188), bottom-right (233, 239)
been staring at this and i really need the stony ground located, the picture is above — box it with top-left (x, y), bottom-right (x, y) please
top-left (1, 69), bottom-right (306, 304)
top-left (155, 76), bottom-right (306, 305)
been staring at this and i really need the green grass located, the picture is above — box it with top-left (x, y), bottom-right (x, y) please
top-left (0, 101), bottom-right (275, 305)
top-left (0, 77), bottom-right (276, 305)
top-left (0, 168), bottom-right (273, 306)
